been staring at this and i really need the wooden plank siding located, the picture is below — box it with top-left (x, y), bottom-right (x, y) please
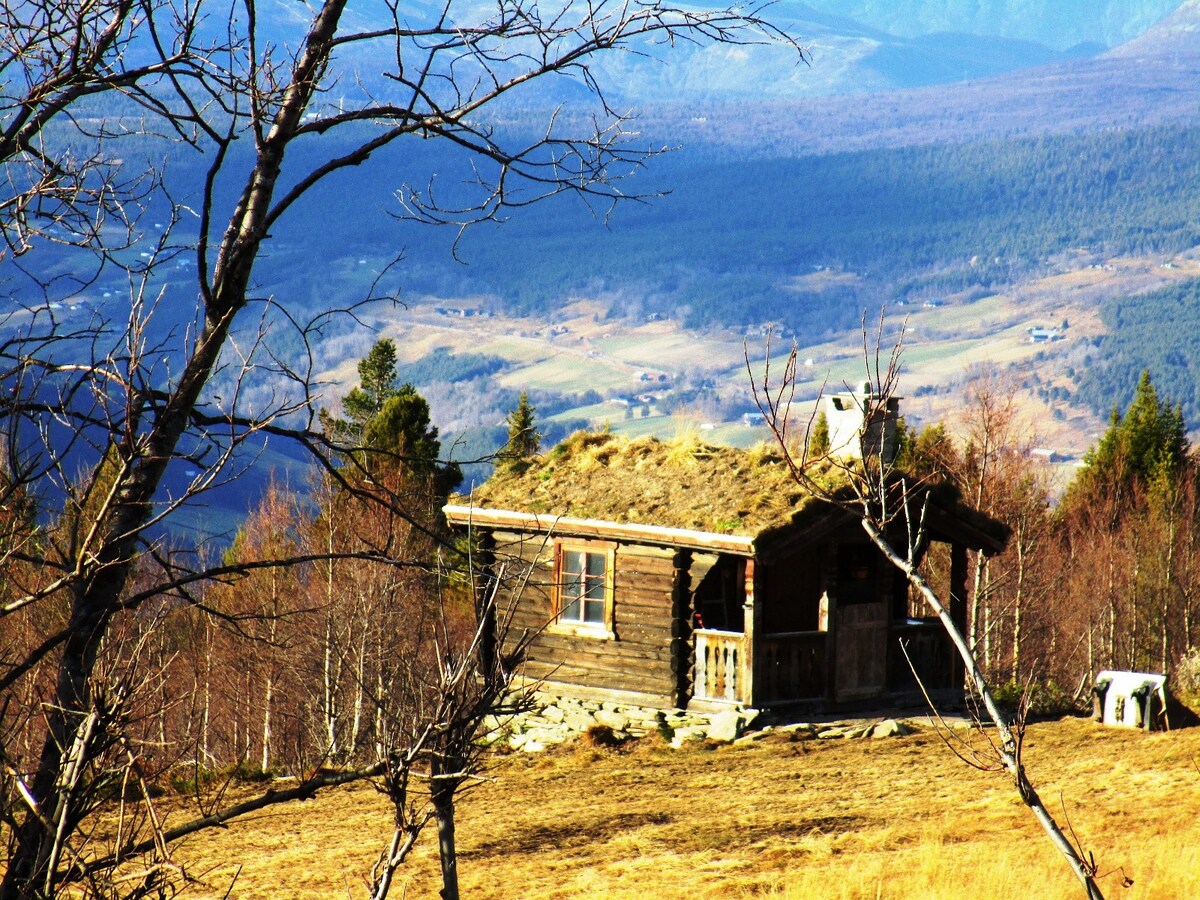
top-left (481, 521), bottom-right (979, 711)
top-left (491, 531), bottom-right (684, 706)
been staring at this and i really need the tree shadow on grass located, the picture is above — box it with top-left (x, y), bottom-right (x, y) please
top-left (463, 812), bottom-right (865, 860)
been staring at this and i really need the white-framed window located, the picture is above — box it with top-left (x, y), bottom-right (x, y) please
top-left (553, 540), bottom-right (615, 636)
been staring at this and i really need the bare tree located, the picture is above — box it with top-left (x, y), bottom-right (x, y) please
top-left (0, 0), bottom-right (219, 261)
top-left (0, 0), bottom-right (803, 894)
top-left (947, 378), bottom-right (1057, 684)
top-left (750, 315), bottom-right (1105, 899)
top-left (367, 558), bottom-right (534, 900)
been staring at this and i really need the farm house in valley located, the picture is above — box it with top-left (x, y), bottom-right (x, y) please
top-left (445, 421), bottom-right (1008, 713)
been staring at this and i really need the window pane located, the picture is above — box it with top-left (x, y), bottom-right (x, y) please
top-left (583, 598), bottom-right (605, 624)
top-left (564, 569), bottom-right (583, 599)
top-left (564, 550), bottom-right (584, 577)
top-left (559, 547), bottom-right (608, 628)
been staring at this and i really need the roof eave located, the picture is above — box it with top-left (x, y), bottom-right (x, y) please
top-left (443, 504), bottom-right (758, 556)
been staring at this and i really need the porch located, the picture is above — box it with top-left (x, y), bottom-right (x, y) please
top-left (692, 620), bottom-right (951, 707)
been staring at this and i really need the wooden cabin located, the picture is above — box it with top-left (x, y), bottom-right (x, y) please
top-left (445, 430), bottom-right (1009, 713)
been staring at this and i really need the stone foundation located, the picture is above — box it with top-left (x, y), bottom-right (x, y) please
top-left (483, 692), bottom-right (916, 752)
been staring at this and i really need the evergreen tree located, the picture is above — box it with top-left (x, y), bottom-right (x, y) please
top-left (327, 338), bottom-right (461, 494)
top-left (1086, 370), bottom-right (1185, 483)
top-left (808, 410), bottom-right (831, 458)
top-left (341, 338), bottom-right (400, 434)
top-left (1063, 369), bottom-right (1188, 518)
top-left (501, 391), bottom-right (540, 472)
top-left (363, 386), bottom-right (461, 494)
top-left (890, 420), bottom-right (958, 481)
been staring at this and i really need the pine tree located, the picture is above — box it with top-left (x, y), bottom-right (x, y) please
top-left (1063, 369), bottom-right (1188, 520)
top-left (808, 410), bottom-right (831, 458)
top-left (326, 339), bottom-right (460, 494)
top-left (500, 391), bottom-right (540, 473)
top-left (341, 338), bottom-right (400, 433)
top-left (1085, 370), bottom-right (1186, 484)
top-left (363, 385), bottom-right (460, 493)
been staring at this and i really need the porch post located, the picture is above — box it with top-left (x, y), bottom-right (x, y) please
top-left (477, 532), bottom-right (497, 677)
top-left (823, 542), bottom-right (837, 703)
top-left (671, 549), bottom-right (693, 709)
top-left (950, 542), bottom-right (969, 686)
top-left (742, 559), bottom-right (757, 706)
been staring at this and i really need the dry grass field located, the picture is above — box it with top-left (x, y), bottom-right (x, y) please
top-left (169, 716), bottom-right (1200, 899)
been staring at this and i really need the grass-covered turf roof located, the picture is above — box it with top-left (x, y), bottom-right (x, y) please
top-left (455, 431), bottom-right (842, 538)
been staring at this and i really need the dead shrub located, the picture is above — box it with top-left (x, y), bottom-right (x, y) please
top-left (580, 725), bottom-right (628, 750)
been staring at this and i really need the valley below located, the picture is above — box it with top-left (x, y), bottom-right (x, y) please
top-left (333, 244), bottom-right (1200, 489)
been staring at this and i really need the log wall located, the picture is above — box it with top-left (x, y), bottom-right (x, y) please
top-left (491, 530), bottom-right (683, 707)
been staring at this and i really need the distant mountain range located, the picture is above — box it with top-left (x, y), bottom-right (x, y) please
top-left (1106, 0), bottom-right (1200, 57)
top-left (621, 0), bottom-right (1200, 157)
top-left (249, 0), bottom-right (1193, 103)
top-left (806, 0), bottom-right (1184, 51)
top-left (553, 0), bottom-right (1196, 102)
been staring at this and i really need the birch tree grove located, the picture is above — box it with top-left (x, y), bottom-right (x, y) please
top-left (0, 0), bottom-right (803, 894)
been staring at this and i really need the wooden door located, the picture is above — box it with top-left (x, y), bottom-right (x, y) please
top-left (834, 601), bottom-right (888, 702)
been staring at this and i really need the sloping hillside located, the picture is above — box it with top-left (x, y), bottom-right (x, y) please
top-left (171, 716), bottom-right (1200, 898)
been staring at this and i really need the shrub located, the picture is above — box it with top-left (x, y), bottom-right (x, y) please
top-left (1173, 646), bottom-right (1200, 696)
top-left (169, 760), bottom-right (275, 795)
top-left (655, 711), bottom-right (675, 741)
top-left (581, 724), bottom-right (627, 749)
top-left (991, 679), bottom-right (1079, 717)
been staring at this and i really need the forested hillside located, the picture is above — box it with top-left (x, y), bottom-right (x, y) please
top-left (89, 117), bottom-right (1194, 361)
top-left (408, 124), bottom-right (1200, 332)
top-left (1074, 278), bottom-right (1200, 424)
top-left (63, 116), bottom-right (1190, 388)
top-left (100, 118), bottom-right (1191, 342)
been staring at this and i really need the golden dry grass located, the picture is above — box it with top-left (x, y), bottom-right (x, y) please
top-left (166, 717), bottom-right (1200, 899)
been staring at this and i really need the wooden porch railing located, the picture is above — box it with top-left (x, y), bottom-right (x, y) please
top-left (759, 631), bottom-right (826, 702)
top-left (694, 623), bottom-right (951, 706)
top-left (693, 628), bottom-right (743, 702)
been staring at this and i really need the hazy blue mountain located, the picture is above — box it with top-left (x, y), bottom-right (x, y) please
top-left (591, 0), bottom-right (1198, 100)
top-left (249, 0), bottom-right (1172, 104)
top-left (806, 0), bottom-right (1184, 50)
top-left (1105, 0), bottom-right (1200, 56)
top-left (585, 0), bottom-right (1091, 101)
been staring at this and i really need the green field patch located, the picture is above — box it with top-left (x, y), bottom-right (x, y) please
top-left (462, 335), bottom-right (551, 364)
top-left (497, 353), bottom-right (632, 392)
top-left (595, 331), bottom-right (742, 371)
top-left (900, 338), bottom-right (987, 368)
top-left (594, 416), bottom-right (772, 449)
top-left (605, 413), bottom-right (677, 438)
top-left (700, 423), bottom-right (771, 448)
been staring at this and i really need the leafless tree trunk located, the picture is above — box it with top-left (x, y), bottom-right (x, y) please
top-left (2, 0), bottom-right (803, 891)
top-left (1011, 514), bottom-right (1031, 683)
top-left (367, 557), bottom-right (535, 900)
top-left (863, 522), bottom-right (1102, 899)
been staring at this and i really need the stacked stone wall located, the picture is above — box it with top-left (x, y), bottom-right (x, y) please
top-left (484, 692), bottom-right (916, 752)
